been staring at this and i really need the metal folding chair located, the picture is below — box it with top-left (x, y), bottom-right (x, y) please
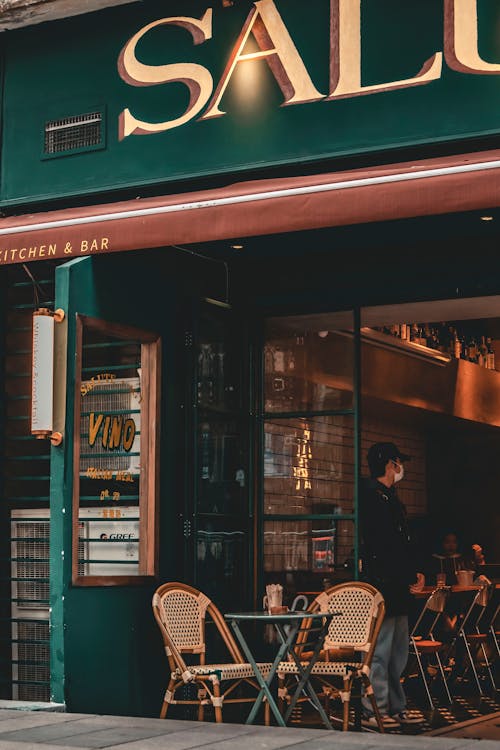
top-left (450, 582), bottom-right (496, 695)
top-left (489, 602), bottom-right (499, 659)
top-left (409, 586), bottom-right (453, 709)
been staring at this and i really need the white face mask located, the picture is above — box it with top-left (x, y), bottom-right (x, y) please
top-left (393, 462), bottom-right (404, 483)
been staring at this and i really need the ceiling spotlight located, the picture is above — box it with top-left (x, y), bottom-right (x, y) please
top-left (318, 331), bottom-right (329, 338)
top-left (480, 215), bottom-right (494, 221)
top-left (231, 243), bottom-right (244, 250)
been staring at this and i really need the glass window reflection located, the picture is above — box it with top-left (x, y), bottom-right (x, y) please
top-left (264, 416), bottom-right (354, 516)
top-left (264, 321), bottom-right (354, 414)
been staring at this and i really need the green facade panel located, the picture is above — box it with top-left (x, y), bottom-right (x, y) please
top-left (2, 0), bottom-right (500, 205)
top-left (51, 253), bottom-right (184, 715)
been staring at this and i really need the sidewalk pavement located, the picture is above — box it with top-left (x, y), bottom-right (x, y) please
top-left (0, 709), bottom-right (496, 750)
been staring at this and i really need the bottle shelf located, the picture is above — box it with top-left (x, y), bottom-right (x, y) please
top-left (360, 327), bottom-right (452, 365)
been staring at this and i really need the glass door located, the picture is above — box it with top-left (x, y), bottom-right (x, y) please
top-left (259, 310), bottom-right (361, 605)
top-left (189, 302), bottom-right (251, 612)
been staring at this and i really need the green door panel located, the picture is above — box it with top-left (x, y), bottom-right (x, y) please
top-left (50, 254), bottom-right (181, 716)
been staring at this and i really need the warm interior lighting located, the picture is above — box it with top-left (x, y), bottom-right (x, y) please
top-left (231, 243), bottom-right (244, 250)
top-left (293, 425), bottom-right (312, 491)
top-left (480, 215), bottom-right (494, 221)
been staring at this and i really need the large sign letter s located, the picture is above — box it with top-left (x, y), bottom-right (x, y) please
top-left (118, 10), bottom-right (214, 139)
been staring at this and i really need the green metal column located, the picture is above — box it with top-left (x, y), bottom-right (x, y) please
top-left (49, 258), bottom-right (86, 705)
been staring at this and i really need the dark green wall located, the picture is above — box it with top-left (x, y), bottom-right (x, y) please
top-left (2, 0), bottom-right (500, 206)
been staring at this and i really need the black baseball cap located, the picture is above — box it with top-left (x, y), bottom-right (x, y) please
top-left (367, 442), bottom-right (412, 466)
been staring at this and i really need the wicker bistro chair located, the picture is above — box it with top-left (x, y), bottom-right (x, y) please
top-left (409, 586), bottom-right (453, 709)
top-left (152, 583), bottom-right (271, 723)
top-left (277, 582), bottom-right (386, 732)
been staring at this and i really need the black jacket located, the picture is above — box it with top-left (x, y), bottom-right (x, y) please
top-left (359, 478), bottom-right (419, 616)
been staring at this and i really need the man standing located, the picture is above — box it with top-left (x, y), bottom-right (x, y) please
top-left (360, 442), bottom-right (425, 729)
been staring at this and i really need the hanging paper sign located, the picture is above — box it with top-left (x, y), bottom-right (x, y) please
top-left (31, 309), bottom-right (55, 437)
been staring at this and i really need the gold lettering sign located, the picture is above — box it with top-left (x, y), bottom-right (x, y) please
top-left (328, 0), bottom-right (442, 99)
top-left (117, 0), bottom-right (500, 139)
top-left (201, 0), bottom-right (324, 120)
top-left (444, 0), bottom-right (500, 74)
top-left (0, 238), bottom-right (110, 265)
top-left (118, 10), bottom-right (214, 139)
top-left (88, 412), bottom-right (137, 452)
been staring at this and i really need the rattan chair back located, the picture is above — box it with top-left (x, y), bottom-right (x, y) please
top-left (279, 581), bottom-right (386, 732)
top-left (152, 582), bottom-right (243, 674)
top-left (152, 582), bottom-right (272, 724)
top-left (312, 582), bottom-right (385, 656)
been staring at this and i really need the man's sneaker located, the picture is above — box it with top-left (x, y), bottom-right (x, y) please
top-left (362, 714), bottom-right (400, 730)
top-left (392, 710), bottom-right (424, 725)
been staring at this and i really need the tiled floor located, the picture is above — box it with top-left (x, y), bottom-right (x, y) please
top-left (285, 684), bottom-right (500, 737)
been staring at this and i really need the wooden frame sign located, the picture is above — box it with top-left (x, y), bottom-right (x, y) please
top-left (72, 314), bottom-right (161, 586)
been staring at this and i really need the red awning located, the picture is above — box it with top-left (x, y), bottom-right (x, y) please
top-left (1, 149), bottom-right (500, 266)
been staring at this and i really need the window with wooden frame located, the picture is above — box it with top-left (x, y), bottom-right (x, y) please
top-left (73, 315), bottom-right (161, 585)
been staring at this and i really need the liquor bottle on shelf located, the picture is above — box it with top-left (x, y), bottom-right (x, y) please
top-left (478, 336), bottom-right (488, 368)
top-left (467, 337), bottom-right (478, 364)
top-left (460, 334), bottom-right (467, 360)
top-left (400, 323), bottom-right (408, 341)
top-left (438, 323), bottom-right (448, 353)
top-left (487, 338), bottom-right (496, 370)
top-left (447, 326), bottom-right (457, 357)
top-left (430, 328), bottom-right (440, 351)
top-left (453, 329), bottom-right (462, 359)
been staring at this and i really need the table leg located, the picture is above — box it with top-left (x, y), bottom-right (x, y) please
top-left (229, 619), bottom-right (290, 727)
top-left (351, 674), bottom-right (362, 732)
top-left (278, 622), bottom-right (333, 730)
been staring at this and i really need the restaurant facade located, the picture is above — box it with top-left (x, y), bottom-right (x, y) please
top-left (0, 0), bottom-right (499, 719)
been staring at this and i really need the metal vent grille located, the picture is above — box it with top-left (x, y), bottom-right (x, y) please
top-left (17, 621), bottom-right (48, 643)
top-left (13, 522), bottom-right (49, 609)
top-left (13, 621), bottom-right (50, 702)
top-left (44, 111), bottom-right (102, 155)
top-left (77, 534), bottom-right (86, 577)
